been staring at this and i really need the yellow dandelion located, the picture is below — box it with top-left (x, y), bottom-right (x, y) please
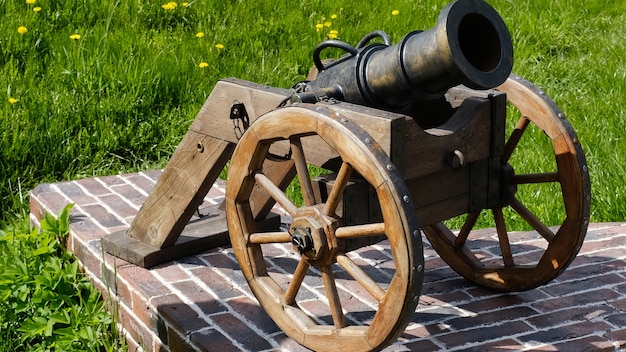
top-left (331, 14), bottom-right (337, 19)
top-left (315, 22), bottom-right (324, 32)
top-left (26, 0), bottom-right (36, 4)
top-left (199, 62), bottom-right (209, 68)
top-left (215, 43), bottom-right (224, 49)
top-left (33, 6), bottom-right (42, 12)
top-left (392, 10), bottom-right (400, 16)
top-left (182, 2), bottom-right (189, 6)
top-left (17, 26), bottom-right (28, 35)
top-left (8, 97), bottom-right (18, 104)
top-left (328, 29), bottom-right (339, 39)
top-left (196, 32), bottom-right (205, 38)
top-left (324, 21), bottom-right (332, 27)
top-left (69, 34), bottom-right (81, 40)
top-left (162, 2), bottom-right (177, 10)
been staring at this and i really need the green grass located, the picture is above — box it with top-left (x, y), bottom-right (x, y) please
top-left (1, 0), bottom-right (625, 348)
top-left (2, 0), bottom-right (624, 225)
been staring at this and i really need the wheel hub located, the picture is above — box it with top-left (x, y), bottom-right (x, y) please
top-left (289, 205), bottom-right (340, 265)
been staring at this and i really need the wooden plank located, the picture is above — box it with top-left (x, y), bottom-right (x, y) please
top-left (126, 131), bottom-right (234, 248)
top-left (189, 78), bottom-right (291, 143)
top-left (401, 97), bottom-right (495, 179)
top-left (102, 205), bottom-right (281, 268)
top-left (190, 78), bottom-right (407, 169)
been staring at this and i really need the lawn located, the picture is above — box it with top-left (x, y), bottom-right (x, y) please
top-left (1, 0), bottom-right (624, 227)
top-left (1, 0), bottom-right (625, 348)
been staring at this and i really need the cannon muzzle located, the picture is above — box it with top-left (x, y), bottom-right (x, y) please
top-left (301, 0), bottom-right (513, 110)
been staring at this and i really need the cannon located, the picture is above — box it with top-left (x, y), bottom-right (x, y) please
top-left (103, 0), bottom-right (591, 350)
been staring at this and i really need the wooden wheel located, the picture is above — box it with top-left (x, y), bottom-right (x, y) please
top-left (225, 105), bottom-right (423, 351)
top-left (423, 75), bottom-right (591, 291)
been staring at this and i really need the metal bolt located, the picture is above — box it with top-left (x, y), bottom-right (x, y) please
top-left (291, 227), bottom-right (313, 253)
top-left (449, 150), bottom-right (465, 169)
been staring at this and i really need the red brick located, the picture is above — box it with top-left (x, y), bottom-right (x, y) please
top-left (447, 306), bottom-right (539, 331)
top-left (82, 203), bottom-right (126, 228)
top-left (34, 188), bottom-right (72, 218)
top-left (457, 292), bottom-right (541, 314)
top-left (532, 289), bottom-right (621, 313)
top-left (70, 215), bottom-right (108, 242)
top-left (419, 289), bottom-right (473, 306)
top-left (119, 265), bottom-right (170, 299)
top-left (541, 273), bottom-right (625, 297)
top-left (580, 234), bottom-right (626, 253)
top-left (604, 327), bottom-right (626, 349)
top-left (100, 194), bottom-right (138, 221)
top-left (117, 303), bottom-right (161, 350)
top-left (518, 321), bottom-right (613, 345)
top-left (166, 328), bottom-right (195, 352)
top-left (52, 181), bottom-right (94, 204)
top-left (210, 312), bottom-right (274, 351)
top-left (394, 339), bottom-right (440, 351)
top-left (171, 280), bottom-right (227, 315)
top-left (110, 184), bottom-right (147, 207)
top-left (400, 322), bottom-right (444, 340)
top-left (527, 304), bottom-right (615, 329)
top-left (457, 338), bottom-right (525, 352)
top-left (609, 297), bottom-right (626, 310)
top-left (132, 296), bottom-right (158, 332)
top-left (152, 262), bottom-right (190, 283)
top-left (190, 328), bottom-right (242, 352)
top-left (437, 320), bottom-right (533, 348)
top-left (190, 266), bottom-right (247, 299)
top-left (152, 293), bottom-right (208, 334)
top-left (227, 296), bottom-right (280, 335)
top-left (74, 177), bottom-right (112, 196)
top-left (124, 173), bottom-right (157, 194)
top-left (552, 335), bottom-right (617, 352)
top-left (272, 333), bottom-right (313, 352)
top-left (558, 259), bottom-right (626, 282)
top-left (29, 175), bottom-right (626, 352)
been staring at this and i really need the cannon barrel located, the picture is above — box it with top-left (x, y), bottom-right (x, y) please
top-left (301, 0), bottom-right (513, 110)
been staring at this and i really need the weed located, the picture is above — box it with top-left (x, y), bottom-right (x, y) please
top-left (0, 204), bottom-right (125, 351)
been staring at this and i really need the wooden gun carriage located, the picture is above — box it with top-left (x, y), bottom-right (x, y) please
top-left (104, 0), bottom-right (591, 350)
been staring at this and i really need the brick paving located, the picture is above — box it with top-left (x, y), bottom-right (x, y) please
top-left (29, 170), bottom-right (626, 352)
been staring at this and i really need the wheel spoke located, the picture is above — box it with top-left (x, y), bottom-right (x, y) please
top-left (254, 171), bottom-right (298, 216)
top-left (511, 172), bottom-right (559, 184)
top-left (503, 116), bottom-right (530, 164)
top-left (509, 197), bottom-right (556, 242)
top-left (249, 231), bottom-right (292, 244)
top-left (335, 222), bottom-right (385, 239)
top-left (320, 265), bottom-right (347, 328)
top-left (291, 137), bottom-right (316, 206)
top-left (455, 212), bottom-right (480, 248)
top-left (493, 209), bottom-right (514, 267)
top-left (284, 258), bottom-right (310, 305)
top-left (323, 162), bottom-right (353, 216)
top-left (336, 254), bottom-right (385, 302)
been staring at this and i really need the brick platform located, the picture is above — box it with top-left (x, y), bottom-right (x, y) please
top-left (29, 170), bottom-right (626, 352)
